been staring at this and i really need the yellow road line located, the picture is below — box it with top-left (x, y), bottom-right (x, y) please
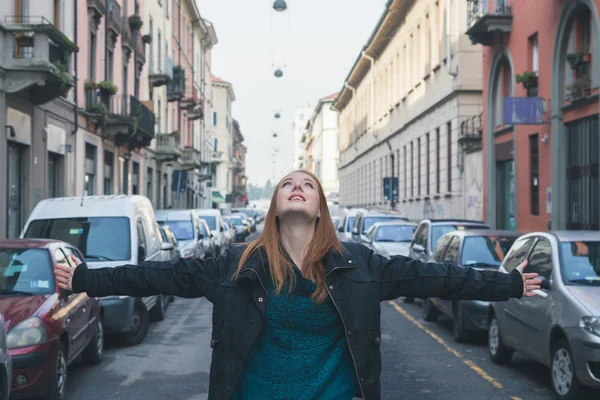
top-left (511, 397), bottom-right (523, 400)
top-left (387, 300), bottom-right (504, 389)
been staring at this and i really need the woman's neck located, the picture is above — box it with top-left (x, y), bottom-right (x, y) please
top-left (278, 217), bottom-right (315, 270)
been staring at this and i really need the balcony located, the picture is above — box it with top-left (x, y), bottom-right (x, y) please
top-left (104, 95), bottom-right (156, 150)
top-left (121, 23), bottom-right (134, 53)
top-left (187, 100), bottom-right (204, 121)
top-left (212, 151), bottom-right (225, 163)
top-left (135, 33), bottom-right (145, 64)
top-left (155, 132), bottom-right (181, 161)
top-left (458, 113), bottom-right (483, 154)
top-left (167, 66), bottom-right (185, 102)
top-left (181, 147), bottom-right (202, 169)
top-left (466, 0), bottom-right (512, 46)
top-left (88, 0), bottom-right (105, 18)
top-left (180, 86), bottom-right (198, 109)
top-left (0, 16), bottom-right (78, 105)
top-left (149, 55), bottom-right (173, 87)
top-left (107, 0), bottom-right (121, 37)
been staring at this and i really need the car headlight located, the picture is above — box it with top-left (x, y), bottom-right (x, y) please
top-left (580, 316), bottom-right (600, 337)
top-left (7, 317), bottom-right (47, 349)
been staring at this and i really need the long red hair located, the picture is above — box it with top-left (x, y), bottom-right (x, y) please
top-left (235, 170), bottom-right (343, 304)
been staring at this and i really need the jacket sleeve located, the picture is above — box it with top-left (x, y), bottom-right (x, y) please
top-left (364, 247), bottom-right (524, 302)
top-left (71, 251), bottom-right (233, 302)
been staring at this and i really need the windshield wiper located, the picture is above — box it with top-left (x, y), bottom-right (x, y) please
top-left (85, 254), bottom-right (114, 261)
top-left (0, 289), bottom-right (35, 296)
top-left (465, 262), bottom-right (499, 268)
top-left (568, 278), bottom-right (600, 286)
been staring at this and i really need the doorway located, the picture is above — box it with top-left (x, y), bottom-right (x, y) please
top-left (7, 142), bottom-right (25, 238)
top-left (496, 159), bottom-right (516, 230)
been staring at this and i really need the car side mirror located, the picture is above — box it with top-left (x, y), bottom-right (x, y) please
top-left (138, 245), bottom-right (146, 262)
top-left (338, 226), bottom-right (344, 233)
top-left (352, 228), bottom-right (358, 235)
top-left (540, 278), bottom-right (552, 291)
top-left (220, 226), bottom-right (224, 232)
top-left (412, 244), bottom-right (425, 253)
top-left (161, 242), bottom-right (174, 251)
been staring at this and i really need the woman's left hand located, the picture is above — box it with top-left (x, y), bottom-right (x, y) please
top-left (515, 260), bottom-right (543, 297)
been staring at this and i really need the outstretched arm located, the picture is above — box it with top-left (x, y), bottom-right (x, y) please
top-left (365, 248), bottom-right (540, 302)
top-left (55, 253), bottom-right (231, 302)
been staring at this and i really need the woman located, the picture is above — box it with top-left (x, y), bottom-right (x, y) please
top-left (56, 170), bottom-right (540, 400)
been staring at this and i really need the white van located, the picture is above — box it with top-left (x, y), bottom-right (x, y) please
top-left (195, 209), bottom-right (227, 256)
top-left (21, 195), bottom-right (174, 346)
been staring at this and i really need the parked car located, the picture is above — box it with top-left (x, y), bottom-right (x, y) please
top-left (195, 209), bottom-right (226, 256)
top-left (350, 211), bottom-right (409, 244)
top-left (21, 195), bottom-right (172, 346)
top-left (155, 209), bottom-right (209, 260)
top-left (488, 231), bottom-right (600, 399)
top-left (197, 219), bottom-right (217, 258)
top-left (0, 239), bottom-right (103, 400)
top-left (231, 208), bottom-right (257, 232)
top-left (336, 208), bottom-right (369, 242)
top-left (364, 221), bottom-right (418, 257)
top-left (221, 219), bottom-right (235, 250)
top-left (234, 213), bottom-right (252, 235)
top-left (404, 219), bottom-right (491, 303)
top-left (0, 313), bottom-right (11, 400)
top-left (159, 225), bottom-right (180, 261)
top-left (225, 216), bottom-right (248, 242)
top-left (422, 230), bottom-right (522, 342)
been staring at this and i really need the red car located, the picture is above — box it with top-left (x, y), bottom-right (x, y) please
top-left (0, 239), bottom-right (103, 400)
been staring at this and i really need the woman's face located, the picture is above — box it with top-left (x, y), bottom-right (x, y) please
top-left (275, 172), bottom-right (321, 221)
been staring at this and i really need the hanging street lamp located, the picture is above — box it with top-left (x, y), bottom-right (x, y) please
top-left (273, 0), bottom-right (287, 12)
top-left (274, 112), bottom-right (281, 119)
top-left (274, 68), bottom-right (283, 78)
top-left (272, 133), bottom-right (278, 138)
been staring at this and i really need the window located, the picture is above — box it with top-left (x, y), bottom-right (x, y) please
top-left (213, 138), bottom-right (218, 151)
top-left (123, 62), bottom-right (128, 96)
top-left (560, 241), bottom-right (600, 285)
top-left (213, 111), bottom-right (217, 126)
top-left (104, 150), bottom-right (113, 195)
top-left (436, 127), bottom-right (440, 193)
top-left (503, 237), bottom-right (536, 273)
top-left (84, 143), bottom-right (96, 195)
top-left (107, 49), bottom-right (114, 81)
top-left (433, 234), bottom-right (452, 262)
top-left (461, 235), bottom-right (518, 267)
top-left (147, 167), bottom-right (153, 202)
top-left (403, 146), bottom-right (407, 198)
top-left (531, 34), bottom-right (539, 73)
top-left (447, 121), bottom-right (452, 192)
top-left (373, 224), bottom-right (415, 243)
top-left (132, 162), bottom-right (140, 195)
top-left (410, 141), bottom-right (414, 197)
top-left (525, 238), bottom-right (553, 280)
top-left (417, 138), bottom-right (421, 196)
top-left (426, 133), bottom-right (430, 195)
top-left (24, 217), bottom-right (132, 261)
top-left (137, 218), bottom-right (146, 255)
top-left (529, 134), bottom-right (539, 215)
top-left (89, 31), bottom-right (97, 81)
top-left (158, 220), bottom-right (195, 241)
top-left (0, 247), bottom-right (54, 294)
top-left (443, 236), bottom-right (460, 263)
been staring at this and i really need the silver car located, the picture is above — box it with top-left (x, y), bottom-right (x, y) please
top-left (488, 231), bottom-right (600, 399)
top-left (155, 209), bottom-right (209, 260)
top-left (364, 221), bottom-right (417, 257)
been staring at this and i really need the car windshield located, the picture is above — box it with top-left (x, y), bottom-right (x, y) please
top-left (230, 217), bottom-right (243, 226)
top-left (159, 221), bottom-right (195, 241)
top-left (0, 248), bottom-right (55, 295)
top-left (363, 217), bottom-right (406, 234)
top-left (431, 224), bottom-right (488, 248)
top-left (461, 235), bottom-right (518, 268)
top-left (24, 217), bottom-right (131, 261)
top-left (560, 241), bottom-right (600, 286)
top-left (198, 215), bottom-right (217, 230)
top-left (374, 225), bottom-right (415, 242)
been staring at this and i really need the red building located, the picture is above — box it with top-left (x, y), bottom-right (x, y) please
top-left (468, 0), bottom-right (600, 231)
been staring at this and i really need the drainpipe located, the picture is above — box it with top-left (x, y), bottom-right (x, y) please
top-left (445, 0), bottom-right (458, 78)
top-left (72, 0), bottom-right (78, 136)
top-left (361, 50), bottom-right (376, 139)
top-left (344, 82), bottom-right (357, 150)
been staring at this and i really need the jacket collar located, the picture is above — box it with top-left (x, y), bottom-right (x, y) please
top-left (236, 243), bottom-right (356, 284)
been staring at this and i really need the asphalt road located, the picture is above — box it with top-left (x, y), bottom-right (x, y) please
top-left (63, 225), bottom-right (564, 400)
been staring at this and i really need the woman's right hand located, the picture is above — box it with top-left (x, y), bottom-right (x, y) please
top-left (55, 254), bottom-right (82, 291)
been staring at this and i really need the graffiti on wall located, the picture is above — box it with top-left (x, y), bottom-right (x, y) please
top-left (464, 152), bottom-right (483, 220)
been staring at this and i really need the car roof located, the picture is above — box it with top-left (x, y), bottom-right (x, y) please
top-left (0, 238), bottom-right (68, 249)
top-left (28, 195), bottom-right (152, 218)
top-left (155, 209), bottom-right (193, 221)
top-left (362, 212), bottom-right (407, 218)
top-left (551, 230), bottom-right (600, 242)
top-left (426, 219), bottom-right (490, 225)
top-left (460, 229), bottom-right (524, 238)
top-left (371, 221), bottom-right (417, 228)
top-left (342, 208), bottom-right (368, 217)
top-left (195, 209), bottom-right (222, 216)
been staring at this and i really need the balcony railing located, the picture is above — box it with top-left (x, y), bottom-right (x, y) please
top-left (458, 113), bottom-right (483, 153)
top-left (156, 132), bottom-right (181, 160)
top-left (187, 99), bottom-right (204, 121)
top-left (149, 55), bottom-right (173, 87)
top-left (212, 151), bottom-right (225, 163)
top-left (466, 0), bottom-right (512, 46)
top-left (181, 147), bottom-right (202, 168)
top-left (181, 85), bottom-right (198, 109)
top-left (107, 0), bottom-right (122, 37)
top-left (167, 66), bottom-right (185, 102)
top-left (1, 16), bottom-right (78, 104)
top-left (103, 95), bottom-right (155, 147)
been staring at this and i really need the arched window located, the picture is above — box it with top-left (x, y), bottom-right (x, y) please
top-left (564, 7), bottom-right (593, 101)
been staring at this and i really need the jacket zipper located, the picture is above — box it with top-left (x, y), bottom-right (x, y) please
top-left (325, 266), bottom-right (366, 400)
top-left (247, 268), bottom-right (269, 303)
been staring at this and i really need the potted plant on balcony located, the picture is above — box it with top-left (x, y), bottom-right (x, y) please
top-left (98, 80), bottom-right (118, 106)
top-left (142, 33), bottom-right (152, 44)
top-left (515, 71), bottom-right (538, 89)
top-left (88, 103), bottom-right (109, 125)
top-left (128, 15), bottom-right (143, 31)
top-left (566, 46), bottom-right (592, 69)
top-left (567, 75), bottom-right (592, 100)
top-left (51, 62), bottom-right (73, 97)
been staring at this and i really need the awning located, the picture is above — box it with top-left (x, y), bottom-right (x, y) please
top-left (212, 191), bottom-right (225, 203)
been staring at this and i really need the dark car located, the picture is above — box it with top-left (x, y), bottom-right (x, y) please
top-left (404, 219), bottom-right (491, 303)
top-left (422, 230), bottom-right (522, 342)
top-left (0, 239), bottom-right (103, 400)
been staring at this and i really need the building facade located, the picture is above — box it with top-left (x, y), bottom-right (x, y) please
top-left (0, 0), bottom-right (225, 240)
top-left (334, 0), bottom-right (484, 220)
top-left (231, 119), bottom-right (248, 207)
top-left (292, 107), bottom-right (313, 169)
top-left (210, 74), bottom-right (235, 211)
top-left (468, 0), bottom-right (600, 231)
top-left (302, 93), bottom-right (340, 200)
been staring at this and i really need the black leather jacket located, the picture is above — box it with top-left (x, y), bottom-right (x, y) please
top-left (72, 242), bottom-right (523, 400)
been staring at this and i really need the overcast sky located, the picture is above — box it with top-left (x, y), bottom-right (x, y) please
top-left (198, 0), bottom-right (387, 186)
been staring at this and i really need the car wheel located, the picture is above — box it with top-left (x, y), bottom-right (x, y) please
top-left (551, 340), bottom-right (583, 400)
top-left (121, 299), bottom-right (150, 346)
top-left (46, 342), bottom-right (67, 400)
top-left (149, 294), bottom-right (166, 322)
top-left (452, 305), bottom-right (469, 343)
top-left (488, 315), bottom-right (513, 364)
top-left (423, 298), bottom-right (439, 322)
top-left (82, 320), bottom-right (104, 365)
